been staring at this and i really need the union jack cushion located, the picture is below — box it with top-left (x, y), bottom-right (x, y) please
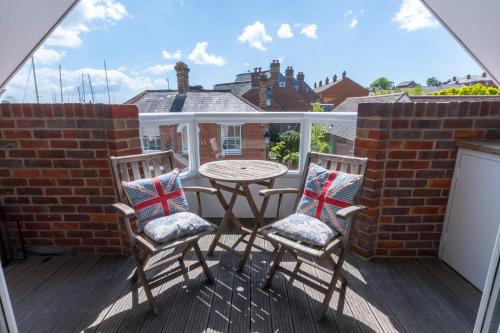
top-left (296, 163), bottom-right (363, 235)
top-left (121, 169), bottom-right (189, 231)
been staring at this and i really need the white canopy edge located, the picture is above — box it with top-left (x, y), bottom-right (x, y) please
top-left (421, 0), bottom-right (500, 86)
top-left (0, 0), bottom-right (80, 89)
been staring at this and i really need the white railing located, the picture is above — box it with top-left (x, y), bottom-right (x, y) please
top-left (138, 111), bottom-right (357, 178)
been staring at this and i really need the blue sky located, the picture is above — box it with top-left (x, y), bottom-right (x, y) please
top-left (4, 0), bottom-right (482, 103)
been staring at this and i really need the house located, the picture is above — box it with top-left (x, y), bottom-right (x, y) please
top-left (214, 60), bottom-right (318, 111)
top-left (127, 62), bottom-right (266, 166)
top-left (451, 72), bottom-right (497, 87)
top-left (396, 80), bottom-right (419, 89)
top-left (314, 71), bottom-right (369, 106)
top-left (333, 92), bottom-right (411, 112)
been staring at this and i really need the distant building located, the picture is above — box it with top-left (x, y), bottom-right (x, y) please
top-left (396, 80), bottom-right (419, 89)
top-left (126, 62), bottom-right (266, 167)
top-left (214, 60), bottom-right (318, 111)
top-left (314, 71), bottom-right (369, 106)
top-left (451, 72), bottom-right (497, 87)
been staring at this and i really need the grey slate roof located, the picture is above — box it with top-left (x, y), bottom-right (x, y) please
top-left (214, 70), bottom-right (315, 96)
top-left (126, 90), bottom-right (260, 113)
top-left (396, 81), bottom-right (416, 87)
top-left (328, 123), bottom-right (356, 142)
top-left (456, 73), bottom-right (493, 85)
top-left (333, 93), bottom-right (411, 113)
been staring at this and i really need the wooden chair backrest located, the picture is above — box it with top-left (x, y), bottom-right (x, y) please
top-left (110, 151), bottom-right (176, 204)
top-left (294, 152), bottom-right (368, 210)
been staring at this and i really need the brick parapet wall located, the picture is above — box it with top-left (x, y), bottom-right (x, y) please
top-left (0, 103), bottom-right (141, 254)
top-left (353, 101), bottom-right (500, 258)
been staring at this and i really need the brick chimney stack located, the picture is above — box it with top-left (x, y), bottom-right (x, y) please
top-left (285, 66), bottom-right (294, 87)
top-left (270, 59), bottom-right (280, 85)
top-left (342, 70), bottom-right (347, 79)
top-left (175, 61), bottom-right (190, 94)
top-left (297, 72), bottom-right (305, 90)
top-left (259, 73), bottom-right (269, 109)
top-left (251, 67), bottom-right (261, 88)
top-left (333, 74), bottom-right (337, 82)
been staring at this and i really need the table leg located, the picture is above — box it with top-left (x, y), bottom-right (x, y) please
top-left (236, 180), bottom-right (274, 271)
top-left (207, 182), bottom-right (240, 256)
top-left (209, 180), bottom-right (247, 233)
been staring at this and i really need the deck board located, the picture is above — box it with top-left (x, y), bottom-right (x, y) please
top-left (5, 233), bottom-right (481, 333)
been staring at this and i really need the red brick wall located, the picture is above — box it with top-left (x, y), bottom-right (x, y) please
top-left (0, 103), bottom-right (141, 254)
top-left (353, 101), bottom-right (500, 258)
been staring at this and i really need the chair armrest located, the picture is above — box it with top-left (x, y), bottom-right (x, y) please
top-left (259, 188), bottom-right (299, 197)
top-left (112, 203), bottom-right (135, 217)
top-left (335, 205), bottom-right (366, 219)
top-left (183, 186), bottom-right (218, 195)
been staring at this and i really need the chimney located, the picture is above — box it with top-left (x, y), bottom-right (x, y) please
top-left (251, 67), bottom-right (261, 88)
top-left (285, 66), bottom-right (294, 87)
top-left (482, 72), bottom-right (487, 78)
top-left (452, 76), bottom-right (457, 82)
top-left (319, 80), bottom-right (323, 87)
top-left (342, 70), bottom-right (347, 79)
top-left (466, 74), bottom-right (471, 79)
top-left (175, 61), bottom-right (190, 94)
top-left (297, 72), bottom-right (305, 90)
top-left (325, 77), bottom-right (329, 85)
top-left (333, 74), bottom-right (337, 82)
top-left (270, 59), bottom-right (280, 85)
top-left (259, 73), bottom-right (269, 109)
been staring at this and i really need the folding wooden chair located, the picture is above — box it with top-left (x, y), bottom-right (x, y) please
top-left (259, 152), bottom-right (367, 321)
top-left (110, 151), bottom-right (217, 314)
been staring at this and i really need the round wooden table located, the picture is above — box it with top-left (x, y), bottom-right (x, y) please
top-left (199, 160), bottom-right (288, 270)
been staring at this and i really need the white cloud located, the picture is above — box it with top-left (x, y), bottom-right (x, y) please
top-left (162, 50), bottom-right (182, 60)
top-left (46, 0), bottom-right (128, 48)
top-left (393, 0), bottom-right (439, 32)
top-left (238, 21), bottom-right (273, 50)
top-left (188, 42), bottom-right (225, 66)
top-left (153, 78), bottom-right (168, 86)
top-left (277, 24), bottom-right (293, 38)
top-left (142, 64), bottom-right (175, 74)
top-left (300, 24), bottom-right (317, 39)
top-left (349, 17), bottom-right (358, 29)
top-left (34, 47), bottom-right (66, 65)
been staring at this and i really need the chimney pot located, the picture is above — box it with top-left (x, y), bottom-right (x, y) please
top-left (325, 77), bottom-right (329, 84)
top-left (342, 71), bottom-right (347, 79)
top-left (314, 82), bottom-right (317, 89)
top-left (174, 61), bottom-right (190, 94)
top-left (467, 74), bottom-right (471, 79)
top-left (482, 72), bottom-right (487, 78)
top-left (333, 74), bottom-right (337, 82)
top-left (319, 80), bottom-right (323, 87)
top-left (452, 76), bottom-right (457, 81)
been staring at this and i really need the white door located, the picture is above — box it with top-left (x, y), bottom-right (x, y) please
top-left (441, 150), bottom-right (500, 291)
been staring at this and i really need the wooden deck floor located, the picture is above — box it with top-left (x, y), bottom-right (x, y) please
top-left (5, 232), bottom-right (481, 333)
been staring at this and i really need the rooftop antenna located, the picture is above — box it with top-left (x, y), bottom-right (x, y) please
top-left (104, 60), bottom-right (111, 104)
top-left (77, 86), bottom-right (82, 103)
top-left (59, 65), bottom-right (63, 103)
top-left (31, 56), bottom-right (40, 103)
top-left (87, 74), bottom-right (95, 103)
top-left (81, 73), bottom-right (86, 103)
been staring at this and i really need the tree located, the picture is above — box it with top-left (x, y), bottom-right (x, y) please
top-left (270, 129), bottom-right (300, 165)
top-left (310, 101), bottom-right (330, 153)
top-left (370, 77), bottom-right (394, 90)
top-left (426, 77), bottom-right (439, 86)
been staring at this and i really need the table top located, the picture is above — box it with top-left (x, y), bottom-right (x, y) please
top-left (199, 160), bottom-right (288, 183)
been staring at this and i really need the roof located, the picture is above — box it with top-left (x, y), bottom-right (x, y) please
top-left (126, 90), bottom-right (260, 113)
top-left (410, 95), bottom-right (500, 102)
top-left (455, 73), bottom-right (494, 85)
top-left (333, 93), bottom-right (411, 113)
top-left (214, 70), bottom-right (315, 97)
top-left (314, 77), bottom-right (368, 94)
top-left (396, 81), bottom-right (416, 87)
top-left (328, 123), bottom-right (356, 142)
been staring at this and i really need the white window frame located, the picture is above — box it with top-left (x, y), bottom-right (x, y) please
top-left (220, 124), bottom-right (242, 155)
top-left (142, 134), bottom-right (162, 152)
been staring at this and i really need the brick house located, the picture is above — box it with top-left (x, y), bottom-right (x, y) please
top-left (214, 60), bottom-right (318, 111)
top-left (314, 71), bottom-right (369, 106)
top-left (126, 62), bottom-right (266, 167)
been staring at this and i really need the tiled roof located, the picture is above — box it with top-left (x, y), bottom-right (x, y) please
top-left (333, 93), bottom-right (410, 113)
top-left (126, 90), bottom-right (260, 113)
top-left (328, 123), bottom-right (356, 142)
top-left (213, 81), bottom-right (252, 97)
top-left (455, 73), bottom-right (493, 85)
top-left (396, 81), bottom-right (416, 87)
top-left (314, 77), bottom-right (368, 94)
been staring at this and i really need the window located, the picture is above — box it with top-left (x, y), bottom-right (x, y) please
top-left (177, 124), bottom-right (189, 154)
top-left (221, 125), bottom-right (242, 155)
top-left (279, 81), bottom-right (285, 87)
top-left (142, 135), bottom-right (162, 151)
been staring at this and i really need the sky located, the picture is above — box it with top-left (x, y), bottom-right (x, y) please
top-left (3, 0), bottom-right (482, 103)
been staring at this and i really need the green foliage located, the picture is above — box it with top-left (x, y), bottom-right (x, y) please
top-left (311, 123), bottom-right (330, 153)
top-left (426, 77), bottom-right (439, 86)
top-left (311, 101), bottom-right (325, 113)
top-left (270, 129), bottom-right (300, 164)
top-left (370, 77), bottom-right (394, 90)
top-left (433, 84), bottom-right (500, 96)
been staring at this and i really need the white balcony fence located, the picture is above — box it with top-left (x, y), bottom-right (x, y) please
top-left (138, 111), bottom-right (357, 218)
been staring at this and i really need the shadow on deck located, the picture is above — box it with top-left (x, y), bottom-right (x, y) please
top-left (5, 231), bottom-right (481, 333)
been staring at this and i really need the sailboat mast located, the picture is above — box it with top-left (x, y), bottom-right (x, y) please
top-left (87, 74), bottom-right (95, 103)
top-left (104, 60), bottom-right (111, 104)
top-left (31, 56), bottom-right (40, 103)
